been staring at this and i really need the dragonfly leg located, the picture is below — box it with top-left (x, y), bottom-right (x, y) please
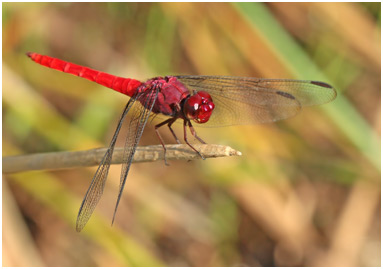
top-left (187, 121), bottom-right (206, 144)
top-left (155, 118), bottom-right (177, 166)
top-left (183, 120), bottom-right (205, 160)
top-left (167, 119), bottom-right (181, 144)
top-left (168, 104), bottom-right (182, 144)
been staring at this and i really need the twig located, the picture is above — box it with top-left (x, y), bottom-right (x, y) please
top-left (3, 144), bottom-right (242, 173)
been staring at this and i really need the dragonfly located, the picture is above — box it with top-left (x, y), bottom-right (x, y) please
top-left (26, 52), bottom-right (337, 231)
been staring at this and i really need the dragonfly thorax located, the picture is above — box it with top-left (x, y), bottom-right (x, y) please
top-left (183, 91), bottom-right (215, 123)
top-left (137, 76), bottom-right (215, 123)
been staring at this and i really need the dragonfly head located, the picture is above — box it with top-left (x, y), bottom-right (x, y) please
top-left (183, 91), bottom-right (215, 123)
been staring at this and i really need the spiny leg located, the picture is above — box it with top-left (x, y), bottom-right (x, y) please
top-left (155, 117), bottom-right (178, 165)
top-left (183, 120), bottom-right (205, 160)
top-left (187, 120), bottom-right (206, 144)
top-left (168, 119), bottom-right (181, 144)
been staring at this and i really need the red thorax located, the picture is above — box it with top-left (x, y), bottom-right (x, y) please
top-left (137, 76), bottom-right (215, 124)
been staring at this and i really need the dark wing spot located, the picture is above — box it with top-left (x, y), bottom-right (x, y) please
top-left (276, 91), bottom-right (295, 100)
top-left (311, 81), bottom-right (333, 89)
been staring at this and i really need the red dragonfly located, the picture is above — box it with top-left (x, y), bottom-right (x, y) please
top-left (27, 52), bottom-right (336, 231)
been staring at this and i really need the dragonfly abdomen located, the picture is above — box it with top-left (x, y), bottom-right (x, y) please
top-left (26, 52), bottom-right (142, 97)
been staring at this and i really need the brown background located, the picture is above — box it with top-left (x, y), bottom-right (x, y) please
top-left (3, 2), bottom-right (380, 266)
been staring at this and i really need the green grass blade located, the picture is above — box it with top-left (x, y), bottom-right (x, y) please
top-left (234, 2), bottom-right (380, 171)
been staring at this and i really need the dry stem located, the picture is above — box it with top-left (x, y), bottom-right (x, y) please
top-left (3, 144), bottom-right (242, 173)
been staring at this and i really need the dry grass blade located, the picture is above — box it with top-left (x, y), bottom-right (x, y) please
top-left (3, 144), bottom-right (242, 173)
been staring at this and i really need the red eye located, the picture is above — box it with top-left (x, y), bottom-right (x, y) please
top-left (197, 91), bottom-right (212, 100)
top-left (183, 91), bottom-right (214, 123)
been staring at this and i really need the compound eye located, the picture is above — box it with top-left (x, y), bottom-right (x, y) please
top-left (197, 102), bottom-right (215, 123)
top-left (183, 94), bottom-right (201, 119)
top-left (198, 91), bottom-right (211, 99)
top-left (183, 91), bottom-right (214, 124)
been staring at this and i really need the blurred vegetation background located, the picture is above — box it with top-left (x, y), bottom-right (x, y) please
top-left (2, 2), bottom-right (380, 266)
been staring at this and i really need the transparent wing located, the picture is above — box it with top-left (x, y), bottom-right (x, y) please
top-left (176, 75), bottom-right (337, 127)
top-left (111, 87), bottom-right (159, 224)
top-left (76, 98), bottom-right (137, 232)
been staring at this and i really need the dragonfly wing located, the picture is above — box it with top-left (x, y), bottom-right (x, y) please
top-left (111, 87), bottom-right (160, 224)
top-left (176, 76), bottom-right (336, 127)
top-left (76, 98), bottom-right (137, 232)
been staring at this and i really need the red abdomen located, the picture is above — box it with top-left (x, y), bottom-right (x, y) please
top-left (26, 52), bottom-right (142, 97)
